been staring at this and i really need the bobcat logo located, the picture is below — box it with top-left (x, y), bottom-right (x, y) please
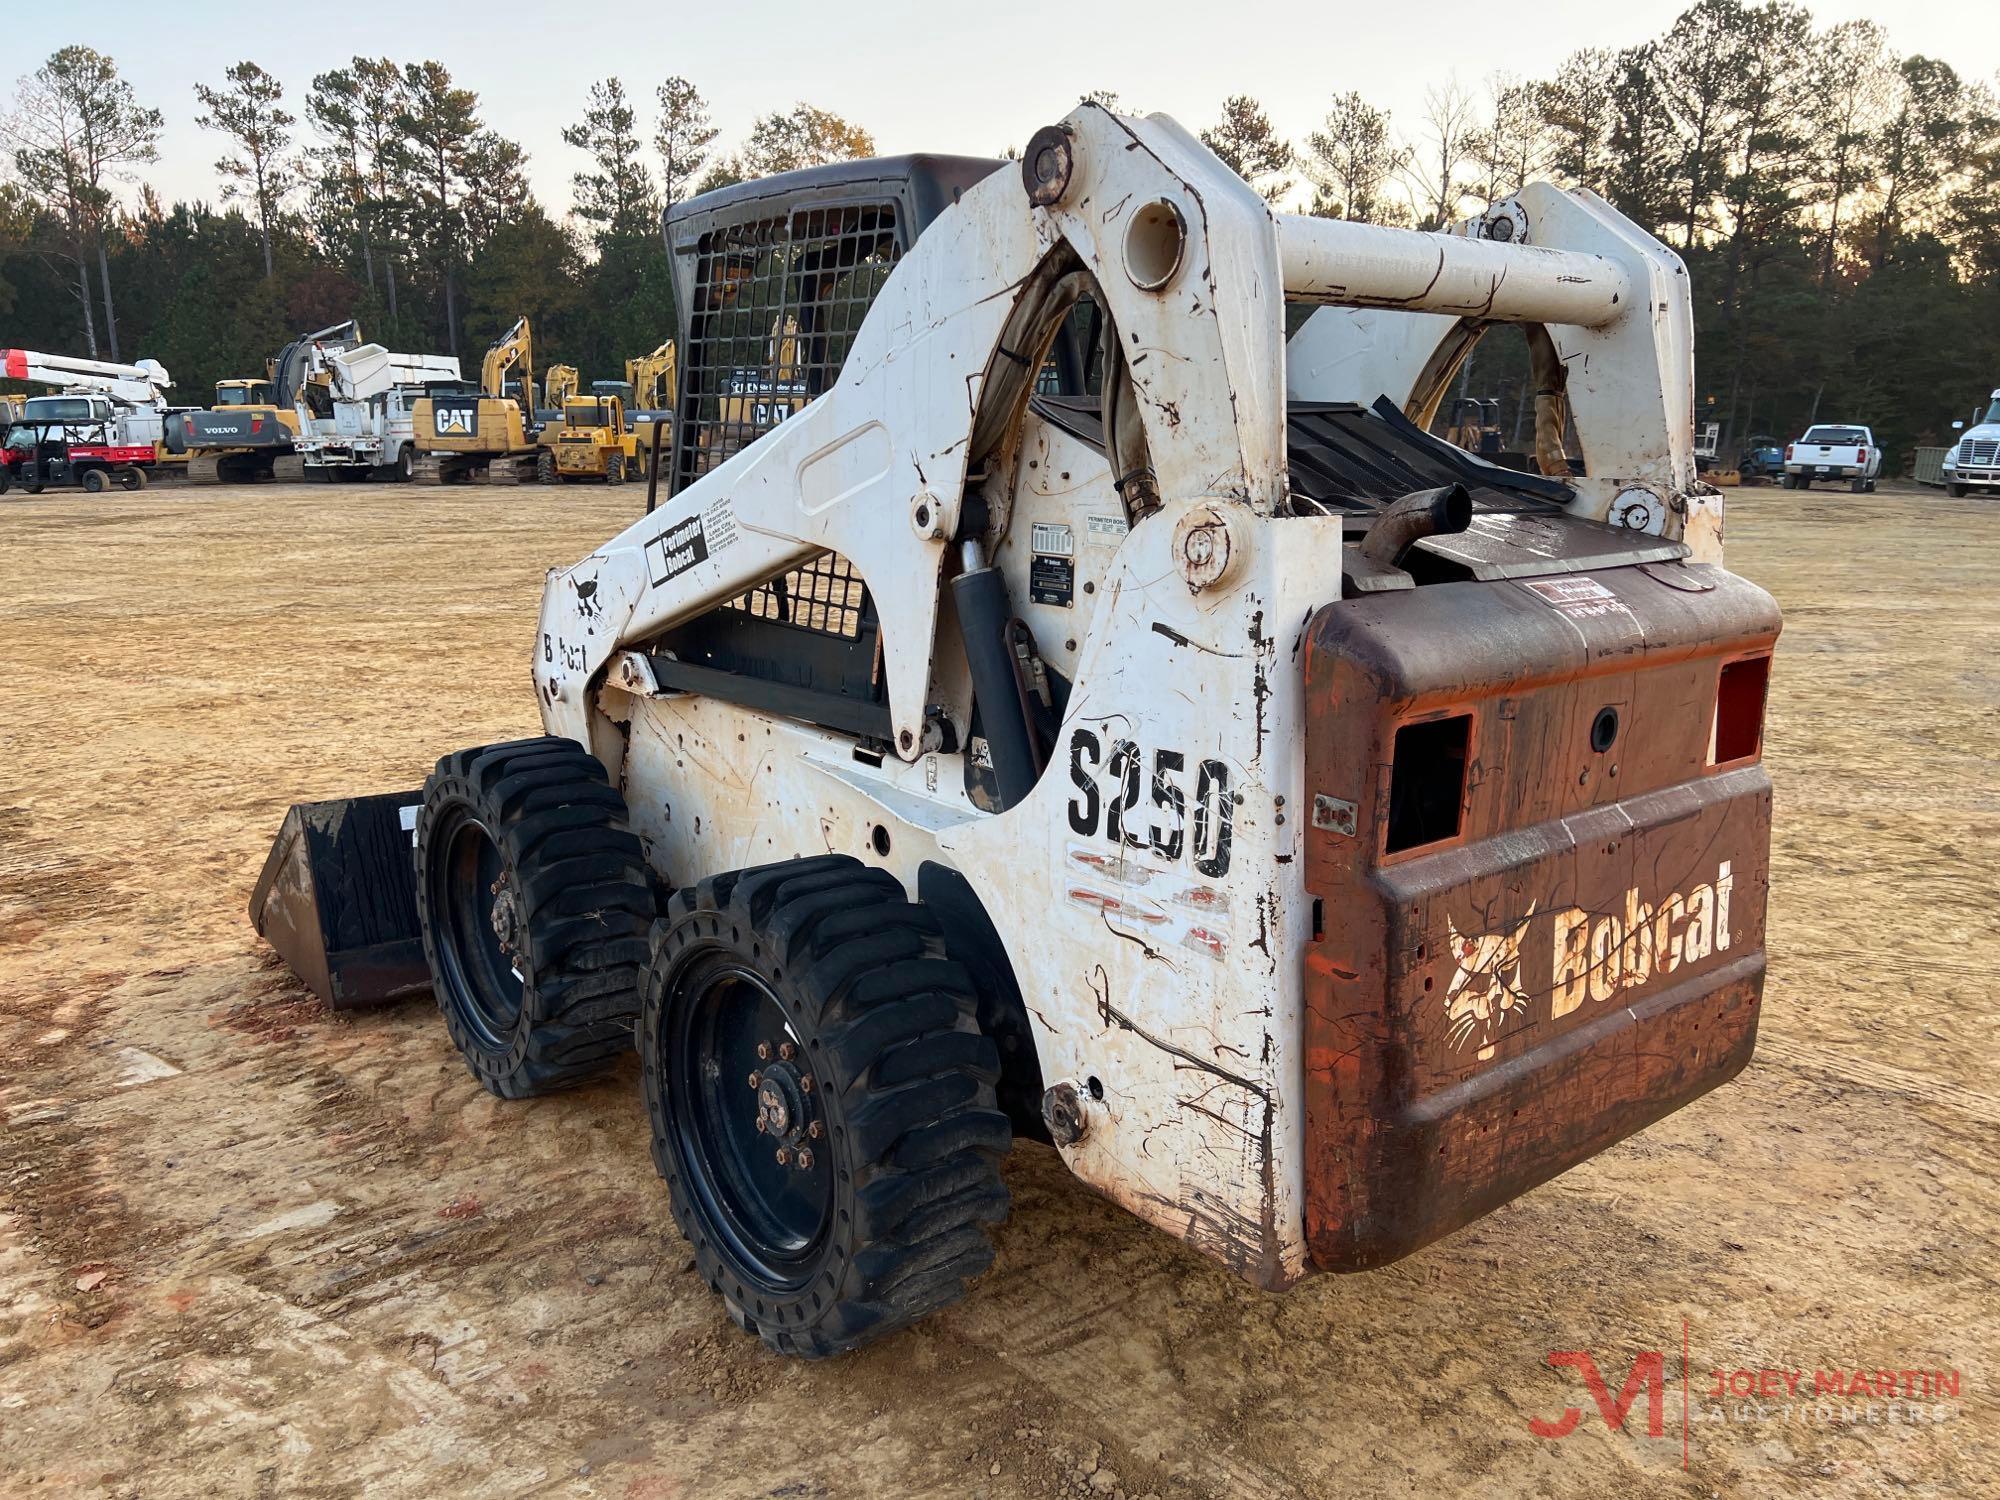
top-left (1444, 904), bottom-right (1536, 1059)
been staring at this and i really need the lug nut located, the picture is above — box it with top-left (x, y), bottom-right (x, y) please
top-left (755, 1117), bottom-right (768, 1133)
top-left (807, 1120), bottom-right (822, 1139)
top-left (778, 1042), bottom-right (796, 1061)
top-left (756, 1041), bottom-right (771, 1061)
top-left (800, 1075), bottom-right (814, 1093)
top-left (747, 1070), bottom-right (761, 1089)
top-left (774, 1147), bottom-right (790, 1165)
top-left (796, 1149), bottom-right (814, 1170)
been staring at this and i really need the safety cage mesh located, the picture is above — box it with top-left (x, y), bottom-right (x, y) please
top-left (674, 201), bottom-right (904, 493)
top-left (722, 552), bottom-right (869, 642)
top-left (672, 200), bottom-right (902, 647)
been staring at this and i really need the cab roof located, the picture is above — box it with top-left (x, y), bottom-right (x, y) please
top-left (663, 154), bottom-right (1005, 254)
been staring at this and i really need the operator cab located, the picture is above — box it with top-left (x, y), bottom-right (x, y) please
top-left (663, 154), bottom-right (1005, 494)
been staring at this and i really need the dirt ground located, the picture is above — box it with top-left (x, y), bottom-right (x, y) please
top-left (0, 477), bottom-right (1993, 1499)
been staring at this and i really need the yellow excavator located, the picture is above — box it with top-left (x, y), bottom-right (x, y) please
top-left (625, 341), bottom-right (676, 414)
top-left (543, 364), bottom-right (581, 415)
top-left (410, 316), bottom-right (540, 484)
top-left (624, 340), bottom-right (677, 476)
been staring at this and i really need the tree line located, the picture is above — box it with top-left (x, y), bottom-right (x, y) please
top-left (1196, 1), bottom-right (2000, 463)
top-left (4, 2), bottom-right (1997, 468)
top-left (0, 48), bottom-right (872, 411)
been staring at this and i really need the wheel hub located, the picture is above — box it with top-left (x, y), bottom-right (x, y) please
top-left (752, 1060), bottom-right (810, 1147)
top-left (488, 876), bottom-right (521, 954)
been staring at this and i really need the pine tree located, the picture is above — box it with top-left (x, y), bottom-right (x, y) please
top-left (565, 79), bottom-right (655, 245)
top-left (1201, 95), bottom-right (1294, 203)
top-left (194, 61), bottom-right (294, 279)
top-left (1303, 92), bottom-right (1407, 224)
top-left (655, 77), bottom-right (717, 209)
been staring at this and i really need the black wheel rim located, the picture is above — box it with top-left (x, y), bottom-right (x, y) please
top-left (664, 954), bottom-right (833, 1291)
top-left (428, 807), bottom-right (524, 1052)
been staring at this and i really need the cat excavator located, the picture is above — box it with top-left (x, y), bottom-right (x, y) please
top-left (410, 316), bottom-right (541, 484)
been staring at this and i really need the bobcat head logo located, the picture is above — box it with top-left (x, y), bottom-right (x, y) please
top-left (1444, 904), bottom-right (1536, 1057)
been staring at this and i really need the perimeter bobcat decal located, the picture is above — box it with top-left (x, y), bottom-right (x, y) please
top-left (1444, 905), bottom-right (1536, 1058)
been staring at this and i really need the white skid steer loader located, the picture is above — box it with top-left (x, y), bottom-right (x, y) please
top-left (253, 105), bottom-right (1780, 1357)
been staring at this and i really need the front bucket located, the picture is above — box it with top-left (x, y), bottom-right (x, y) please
top-left (249, 791), bottom-right (430, 1009)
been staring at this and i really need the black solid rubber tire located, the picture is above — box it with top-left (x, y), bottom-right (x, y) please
top-left (82, 468), bottom-right (107, 493)
top-left (643, 855), bottom-right (1012, 1357)
top-left (416, 737), bottom-right (653, 1097)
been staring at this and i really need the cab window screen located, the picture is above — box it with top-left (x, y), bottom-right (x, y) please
top-left (674, 201), bottom-right (902, 494)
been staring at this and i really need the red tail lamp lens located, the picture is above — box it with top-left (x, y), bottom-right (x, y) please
top-left (1713, 656), bottom-right (1771, 764)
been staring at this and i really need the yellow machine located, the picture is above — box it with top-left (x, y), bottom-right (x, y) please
top-left (621, 342), bottom-right (677, 477)
top-left (624, 342), bottom-right (677, 412)
top-left (689, 316), bottom-right (805, 479)
top-left (543, 364), bottom-right (580, 412)
top-left (538, 391), bottom-right (641, 484)
top-left (410, 316), bottom-right (540, 483)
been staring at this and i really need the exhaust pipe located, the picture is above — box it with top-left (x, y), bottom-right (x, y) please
top-left (1359, 483), bottom-right (1473, 569)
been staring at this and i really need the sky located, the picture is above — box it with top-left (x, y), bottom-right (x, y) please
top-left (17, 0), bottom-right (2000, 224)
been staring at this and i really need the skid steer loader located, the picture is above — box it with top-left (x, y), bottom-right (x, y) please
top-left (253, 106), bottom-right (1779, 1358)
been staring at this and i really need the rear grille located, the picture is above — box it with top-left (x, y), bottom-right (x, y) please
top-left (1958, 439), bottom-right (1998, 466)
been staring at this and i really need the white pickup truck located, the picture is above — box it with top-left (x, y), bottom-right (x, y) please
top-left (1782, 423), bottom-right (1881, 491)
top-left (1942, 389), bottom-right (2000, 497)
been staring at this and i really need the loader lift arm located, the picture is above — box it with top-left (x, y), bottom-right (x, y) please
top-left (536, 106), bottom-right (1704, 771)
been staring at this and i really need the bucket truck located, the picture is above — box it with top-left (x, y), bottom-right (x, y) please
top-left (0, 347), bottom-right (172, 492)
top-left (292, 340), bottom-right (461, 481)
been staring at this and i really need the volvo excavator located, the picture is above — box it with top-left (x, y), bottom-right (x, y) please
top-left (410, 316), bottom-right (541, 484)
top-left (177, 322), bottom-right (364, 484)
top-left (254, 107), bottom-right (1779, 1359)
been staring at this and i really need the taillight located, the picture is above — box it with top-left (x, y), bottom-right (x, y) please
top-left (250, 416), bottom-right (263, 434)
top-left (1712, 655), bottom-right (1771, 765)
top-left (1784, 444), bottom-right (1794, 461)
top-left (1855, 447), bottom-right (1867, 463)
